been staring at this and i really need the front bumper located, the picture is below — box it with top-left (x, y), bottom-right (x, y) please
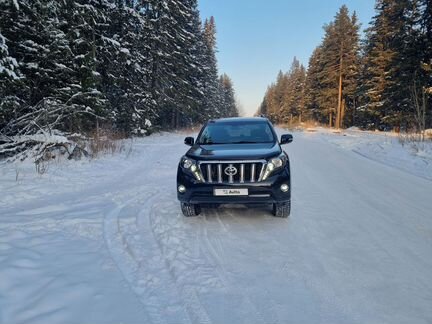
top-left (177, 166), bottom-right (291, 205)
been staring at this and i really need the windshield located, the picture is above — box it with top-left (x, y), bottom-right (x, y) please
top-left (197, 122), bottom-right (275, 145)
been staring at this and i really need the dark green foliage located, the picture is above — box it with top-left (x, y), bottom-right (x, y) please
top-left (219, 74), bottom-right (239, 118)
top-left (259, 2), bottom-right (431, 131)
top-left (361, 0), bottom-right (431, 130)
top-left (258, 58), bottom-right (306, 125)
top-left (311, 6), bottom-right (360, 127)
top-left (0, 0), bottom-right (237, 139)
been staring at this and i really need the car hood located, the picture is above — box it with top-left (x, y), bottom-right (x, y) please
top-left (186, 143), bottom-right (281, 161)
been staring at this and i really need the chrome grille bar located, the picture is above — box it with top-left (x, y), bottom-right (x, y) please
top-left (199, 160), bottom-right (265, 184)
top-left (258, 163), bottom-right (267, 182)
top-left (240, 164), bottom-right (245, 183)
top-left (207, 164), bottom-right (213, 183)
top-left (228, 163), bottom-right (234, 184)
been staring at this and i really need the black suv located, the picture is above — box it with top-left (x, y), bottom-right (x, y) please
top-left (177, 117), bottom-right (293, 217)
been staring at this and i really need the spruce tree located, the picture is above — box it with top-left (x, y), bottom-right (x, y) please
top-left (304, 47), bottom-right (323, 122)
top-left (317, 5), bottom-right (360, 128)
top-left (1, 0), bottom-right (238, 145)
top-left (362, 0), bottom-right (424, 130)
top-left (281, 58), bottom-right (306, 123)
top-left (219, 74), bottom-right (238, 117)
top-left (0, 31), bottom-right (21, 131)
top-left (202, 17), bottom-right (221, 120)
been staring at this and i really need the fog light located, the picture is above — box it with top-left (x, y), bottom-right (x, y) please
top-left (178, 185), bottom-right (186, 193)
top-left (280, 184), bottom-right (289, 192)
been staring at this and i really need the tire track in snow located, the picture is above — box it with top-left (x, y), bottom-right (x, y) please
top-left (199, 209), bottom-right (271, 324)
top-left (209, 208), bottom-right (283, 324)
top-left (149, 196), bottom-right (275, 324)
top-left (147, 194), bottom-right (214, 324)
top-left (103, 191), bottom-right (190, 324)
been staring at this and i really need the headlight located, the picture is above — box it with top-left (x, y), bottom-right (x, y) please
top-left (180, 156), bottom-right (204, 182)
top-left (182, 158), bottom-right (194, 169)
top-left (270, 157), bottom-right (284, 169)
top-left (267, 162), bottom-right (275, 171)
top-left (262, 153), bottom-right (287, 181)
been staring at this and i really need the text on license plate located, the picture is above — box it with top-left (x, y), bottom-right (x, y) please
top-left (214, 188), bottom-right (249, 196)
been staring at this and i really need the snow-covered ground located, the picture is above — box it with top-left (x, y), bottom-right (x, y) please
top-left (1, 129), bottom-right (432, 324)
top-left (312, 127), bottom-right (432, 181)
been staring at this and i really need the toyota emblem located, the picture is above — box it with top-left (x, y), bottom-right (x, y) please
top-left (224, 166), bottom-right (238, 176)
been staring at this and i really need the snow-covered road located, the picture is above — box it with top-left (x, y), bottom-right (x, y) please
top-left (1, 129), bottom-right (432, 324)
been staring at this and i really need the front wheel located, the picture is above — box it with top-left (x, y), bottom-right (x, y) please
top-left (273, 200), bottom-right (291, 218)
top-left (181, 203), bottom-right (201, 217)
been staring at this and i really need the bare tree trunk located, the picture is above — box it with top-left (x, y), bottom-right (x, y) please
top-left (96, 118), bottom-right (99, 139)
top-left (352, 97), bottom-right (356, 126)
top-left (411, 77), bottom-right (427, 141)
top-left (171, 109), bottom-right (177, 129)
top-left (336, 59), bottom-right (343, 129)
top-left (341, 98), bottom-right (346, 128)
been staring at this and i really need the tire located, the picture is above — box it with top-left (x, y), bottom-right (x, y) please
top-left (181, 203), bottom-right (201, 217)
top-left (273, 200), bottom-right (291, 218)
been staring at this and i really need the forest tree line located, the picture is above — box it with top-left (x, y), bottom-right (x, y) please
top-left (0, 0), bottom-right (239, 139)
top-left (259, 0), bottom-right (432, 133)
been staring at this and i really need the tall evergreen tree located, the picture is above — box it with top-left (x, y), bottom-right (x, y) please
top-left (317, 5), bottom-right (360, 128)
top-left (202, 16), bottom-right (221, 120)
top-left (259, 1), bottom-right (430, 131)
top-left (362, 0), bottom-right (428, 130)
top-left (0, 0), bottom-right (239, 147)
top-left (281, 58), bottom-right (306, 123)
top-left (0, 31), bottom-right (21, 131)
top-left (257, 60), bottom-right (306, 125)
top-left (304, 47), bottom-right (323, 122)
top-left (219, 74), bottom-right (238, 117)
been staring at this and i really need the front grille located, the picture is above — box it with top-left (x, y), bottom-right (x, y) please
top-left (199, 161), bottom-right (266, 184)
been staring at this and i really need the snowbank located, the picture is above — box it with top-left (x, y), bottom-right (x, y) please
top-left (309, 128), bottom-right (432, 181)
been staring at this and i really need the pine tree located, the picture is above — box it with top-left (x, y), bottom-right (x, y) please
top-left (281, 58), bottom-right (306, 123)
top-left (0, 0), bottom-right (63, 135)
top-left (362, 0), bottom-right (424, 130)
top-left (0, 33), bottom-right (18, 80)
top-left (317, 5), bottom-right (361, 128)
top-left (219, 74), bottom-right (238, 117)
top-left (342, 12), bottom-right (361, 127)
top-left (202, 17), bottom-right (222, 120)
top-left (1, 0), bottom-right (237, 147)
top-left (258, 60), bottom-right (306, 125)
top-left (419, 0), bottom-right (431, 127)
top-left (99, 1), bottom-right (154, 134)
top-left (0, 31), bottom-right (21, 131)
top-left (304, 47), bottom-right (323, 122)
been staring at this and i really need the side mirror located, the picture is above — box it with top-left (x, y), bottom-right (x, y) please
top-left (280, 134), bottom-right (293, 145)
top-left (184, 137), bottom-right (195, 146)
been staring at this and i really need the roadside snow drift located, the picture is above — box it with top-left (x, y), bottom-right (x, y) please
top-left (1, 129), bottom-right (432, 324)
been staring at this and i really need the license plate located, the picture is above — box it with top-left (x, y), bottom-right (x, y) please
top-left (214, 188), bottom-right (249, 196)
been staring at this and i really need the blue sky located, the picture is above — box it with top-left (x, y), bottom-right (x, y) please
top-left (198, 0), bottom-right (377, 116)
